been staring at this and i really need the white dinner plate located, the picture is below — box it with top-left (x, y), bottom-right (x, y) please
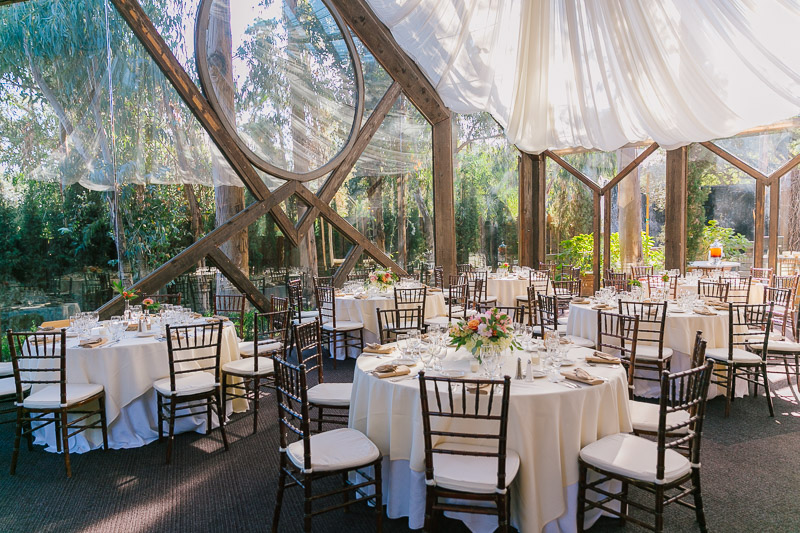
top-left (528, 369), bottom-right (546, 378)
top-left (560, 359), bottom-right (578, 366)
top-left (392, 357), bottom-right (417, 366)
top-left (440, 369), bottom-right (466, 378)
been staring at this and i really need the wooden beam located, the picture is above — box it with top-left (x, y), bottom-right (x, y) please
top-left (603, 192), bottom-right (611, 276)
top-left (110, 0), bottom-right (298, 246)
top-left (519, 152), bottom-right (546, 267)
top-left (535, 154), bottom-right (546, 265)
top-left (296, 81), bottom-right (403, 238)
top-left (332, 245), bottom-right (364, 288)
top-left (543, 150), bottom-right (601, 193)
top-left (97, 181), bottom-right (296, 317)
top-left (665, 147), bottom-right (688, 273)
top-left (769, 182), bottom-right (780, 272)
top-left (329, 0), bottom-right (450, 125)
top-left (754, 181), bottom-right (766, 269)
top-left (206, 247), bottom-right (271, 312)
top-left (432, 117), bottom-right (457, 279)
top-left (294, 185), bottom-right (408, 276)
top-left (602, 143), bottom-right (659, 192)
top-left (592, 192), bottom-right (601, 292)
top-left (769, 152), bottom-right (800, 183)
top-left (700, 141), bottom-right (770, 182)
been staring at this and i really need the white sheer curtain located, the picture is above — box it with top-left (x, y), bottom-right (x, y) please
top-left (366, 0), bottom-right (800, 152)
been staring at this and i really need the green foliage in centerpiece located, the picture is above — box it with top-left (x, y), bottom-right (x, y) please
top-left (448, 307), bottom-right (520, 362)
top-left (367, 269), bottom-right (399, 291)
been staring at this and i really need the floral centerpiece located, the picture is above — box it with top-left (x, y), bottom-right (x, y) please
top-left (142, 298), bottom-right (160, 313)
top-left (112, 280), bottom-right (138, 301)
top-left (449, 308), bottom-right (520, 362)
top-left (661, 272), bottom-right (670, 283)
top-left (368, 269), bottom-right (399, 291)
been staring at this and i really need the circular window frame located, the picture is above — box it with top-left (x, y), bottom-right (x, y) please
top-left (195, 0), bottom-right (365, 182)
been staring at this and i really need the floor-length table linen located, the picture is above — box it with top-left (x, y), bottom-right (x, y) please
top-left (350, 346), bottom-right (632, 532)
top-left (487, 275), bottom-right (552, 308)
top-left (30, 323), bottom-right (244, 453)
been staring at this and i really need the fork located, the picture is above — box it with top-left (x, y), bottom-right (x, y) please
top-left (557, 380), bottom-right (580, 389)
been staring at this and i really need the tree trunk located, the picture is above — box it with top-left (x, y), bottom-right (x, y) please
top-left (786, 168), bottom-right (800, 251)
top-left (208, 0), bottom-right (248, 286)
top-left (368, 177), bottom-right (385, 252)
top-left (413, 188), bottom-right (435, 255)
top-left (617, 148), bottom-right (643, 270)
top-left (397, 174), bottom-right (407, 268)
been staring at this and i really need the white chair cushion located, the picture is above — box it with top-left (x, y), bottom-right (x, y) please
top-left (580, 433), bottom-right (690, 484)
top-left (425, 316), bottom-right (454, 326)
top-left (307, 382), bottom-right (352, 407)
top-left (153, 372), bottom-right (216, 396)
top-left (0, 377), bottom-right (30, 397)
top-left (223, 357), bottom-right (274, 376)
top-left (629, 400), bottom-right (689, 434)
top-left (23, 383), bottom-right (104, 409)
top-left (322, 321), bottom-right (363, 332)
top-left (531, 324), bottom-right (568, 335)
top-left (557, 317), bottom-right (570, 325)
top-left (0, 362), bottom-right (12, 377)
top-left (300, 310), bottom-right (317, 318)
top-left (432, 442), bottom-right (520, 494)
top-left (286, 428), bottom-right (379, 473)
top-left (764, 340), bottom-right (800, 354)
top-left (565, 335), bottom-right (595, 348)
top-left (238, 339), bottom-right (283, 357)
top-left (636, 345), bottom-right (674, 361)
top-left (705, 347), bottom-right (763, 363)
top-left (515, 295), bottom-right (529, 302)
top-left (292, 316), bottom-right (318, 325)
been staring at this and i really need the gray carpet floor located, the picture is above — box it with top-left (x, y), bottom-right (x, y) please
top-left (1, 357), bottom-right (799, 533)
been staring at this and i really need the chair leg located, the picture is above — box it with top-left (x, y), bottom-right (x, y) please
top-left (498, 493), bottom-right (509, 533)
top-left (221, 373), bottom-right (228, 430)
top-left (272, 466), bottom-right (286, 533)
top-left (577, 463), bottom-right (587, 533)
top-left (166, 399), bottom-right (176, 464)
top-left (342, 472), bottom-right (350, 512)
top-left (620, 481), bottom-right (629, 525)
top-left (304, 475), bottom-right (313, 533)
top-left (654, 485), bottom-right (665, 533)
top-left (692, 468), bottom-right (707, 533)
top-left (54, 415), bottom-right (62, 453)
top-left (423, 486), bottom-right (436, 533)
top-left (253, 377), bottom-right (260, 435)
top-left (317, 406), bottom-right (323, 434)
top-left (61, 410), bottom-right (72, 478)
top-left (216, 391), bottom-right (229, 450)
top-left (10, 407), bottom-right (23, 475)
top-left (724, 366), bottom-right (734, 417)
top-left (795, 355), bottom-right (800, 390)
top-left (98, 394), bottom-right (109, 450)
top-left (157, 393), bottom-right (164, 442)
top-left (374, 459), bottom-right (383, 533)
top-left (762, 364), bottom-right (774, 417)
top-left (332, 333), bottom-right (338, 370)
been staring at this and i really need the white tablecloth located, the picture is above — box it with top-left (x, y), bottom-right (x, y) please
top-left (333, 292), bottom-right (447, 357)
top-left (653, 279), bottom-right (765, 304)
top-left (350, 346), bottom-right (631, 533)
top-left (487, 276), bottom-right (552, 308)
top-left (565, 302), bottom-right (748, 398)
top-left (31, 323), bottom-right (244, 453)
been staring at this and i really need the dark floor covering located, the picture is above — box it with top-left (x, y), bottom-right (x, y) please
top-left (1, 356), bottom-right (800, 533)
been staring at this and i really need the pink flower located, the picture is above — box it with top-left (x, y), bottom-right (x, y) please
top-left (477, 323), bottom-right (492, 337)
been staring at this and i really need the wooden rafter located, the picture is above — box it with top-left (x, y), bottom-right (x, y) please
top-left (543, 150), bottom-right (601, 193)
top-left (333, 245), bottom-right (364, 287)
top-left (770, 152), bottom-right (800, 184)
top-left (602, 143), bottom-right (659, 192)
top-left (206, 247), bottom-right (271, 312)
top-left (700, 141), bottom-right (770, 181)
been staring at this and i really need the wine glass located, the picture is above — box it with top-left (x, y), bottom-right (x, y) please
top-left (419, 344), bottom-right (435, 370)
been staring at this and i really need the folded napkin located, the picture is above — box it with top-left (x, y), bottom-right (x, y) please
top-left (363, 343), bottom-right (395, 355)
top-left (191, 312), bottom-right (202, 318)
top-left (428, 288), bottom-right (442, 293)
top-left (562, 367), bottom-right (604, 385)
top-left (373, 364), bottom-right (410, 379)
top-left (693, 306), bottom-right (716, 316)
top-left (211, 315), bottom-right (231, 321)
top-left (38, 326), bottom-right (55, 331)
top-left (586, 351), bottom-right (621, 364)
top-left (126, 323), bottom-right (139, 332)
top-left (78, 337), bottom-right (107, 349)
top-left (591, 304), bottom-right (614, 310)
top-left (558, 337), bottom-right (571, 345)
top-left (355, 294), bottom-right (369, 300)
top-left (572, 298), bottom-right (590, 304)
top-left (465, 383), bottom-right (492, 395)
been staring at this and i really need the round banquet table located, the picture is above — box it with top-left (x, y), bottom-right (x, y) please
top-left (565, 302), bottom-right (748, 398)
top-left (688, 261), bottom-right (741, 271)
top-left (30, 322), bottom-right (245, 453)
top-left (643, 278), bottom-right (764, 304)
top-left (350, 345), bottom-right (632, 533)
top-left (333, 291), bottom-right (446, 358)
top-left (487, 275), bottom-right (551, 308)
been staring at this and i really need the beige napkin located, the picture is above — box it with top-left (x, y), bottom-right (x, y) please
top-left (355, 294), bottom-right (369, 299)
top-left (591, 304), bottom-right (614, 310)
top-left (562, 368), bottom-right (604, 385)
top-left (572, 298), bottom-right (590, 304)
top-left (428, 288), bottom-right (442, 293)
top-left (78, 337), bottom-right (107, 349)
top-left (586, 351), bottom-right (621, 364)
top-left (126, 323), bottom-right (139, 332)
top-left (373, 364), bottom-right (410, 379)
top-left (364, 343), bottom-right (395, 355)
top-left (694, 306), bottom-right (716, 316)
top-left (192, 312), bottom-right (202, 318)
top-left (465, 383), bottom-right (492, 395)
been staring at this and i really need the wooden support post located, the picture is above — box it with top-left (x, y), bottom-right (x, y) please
top-left (333, 245), bottom-right (364, 288)
top-left (603, 192), bottom-right (611, 276)
top-left (518, 152), bottom-right (546, 267)
top-left (593, 192), bottom-right (601, 292)
top-left (432, 117), bottom-right (457, 279)
top-left (665, 147), bottom-right (688, 273)
top-left (754, 181), bottom-right (765, 269)
top-left (769, 180), bottom-right (780, 272)
top-left (206, 247), bottom-right (271, 312)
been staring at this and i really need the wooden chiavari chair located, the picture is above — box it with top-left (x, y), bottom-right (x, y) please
top-left (763, 286), bottom-right (793, 337)
top-left (457, 263), bottom-right (473, 274)
top-left (724, 275), bottom-right (752, 304)
top-left (770, 274), bottom-right (799, 337)
top-left (618, 301), bottom-right (672, 388)
top-left (433, 266), bottom-right (444, 289)
top-left (315, 286), bottom-right (363, 369)
top-left (213, 293), bottom-right (247, 338)
top-left (376, 307), bottom-right (424, 343)
top-left (706, 303), bottom-right (773, 417)
top-left (157, 322), bottom-right (228, 463)
top-left (536, 294), bottom-right (565, 336)
top-left (559, 264), bottom-right (580, 281)
top-left (750, 267), bottom-right (773, 286)
top-left (464, 270), bottom-right (497, 308)
top-left (7, 329), bottom-right (107, 477)
top-left (630, 264), bottom-right (654, 280)
top-left (395, 286), bottom-right (427, 312)
top-left (271, 295), bottom-right (289, 312)
top-left (552, 279), bottom-right (581, 314)
top-left (425, 283), bottom-right (470, 328)
top-left (418, 373), bottom-right (517, 532)
top-left (578, 360), bottom-right (714, 533)
top-left (271, 356), bottom-right (382, 533)
top-left (697, 280), bottom-right (730, 302)
top-left (645, 274), bottom-right (678, 300)
top-left (288, 278), bottom-right (317, 326)
top-left (516, 269), bottom-right (550, 322)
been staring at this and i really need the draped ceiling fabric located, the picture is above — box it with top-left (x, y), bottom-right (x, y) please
top-left (365, 0), bottom-right (800, 153)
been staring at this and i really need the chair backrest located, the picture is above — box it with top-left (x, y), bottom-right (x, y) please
top-left (750, 267), bottom-right (773, 285)
top-left (164, 322), bottom-right (224, 391)
top-left (689, 331), bottom-right (707, 368)
top-left (214, 293), bottom-right (246, 337)
top-left (457, 263), bottom-right (473, 274)
top-left (418, 373), bottom-right (512, 493)
top-left (603, 278), bottom-right (631, 293)
top-left (143, 293), bottom-right (182, 305)
top-left (376, 307), bottom-right (423, 344)
top-left (726, 303), bottom-right (773, 358)
top-left (725, 276), bottom-right (752, 304)
top-left (394, 286), bottom-right (427, 308)
top-left (463, 271), bottom-right (488, 302)
top-left (312, 276), bottom-right (333, 291)
top-left (315, 286), bottom-right (336, 329)
top-left (528, 270), bottom-right (550, 295)
top-left (697, 280), bottom-right (730, 302)
top-left (287, 279), bottom-right (305, 324)
top-left (526, 286), bottom-right (540, 327)
top-left (448, 283), bottom-right (470, 321)
top-left (251, 309), bottom-right (291, 362)
top-left (552, 279), bottom-right (581, 298)
top-left (631, 265), bottom-right (654, 279)
top-left (771, 274), bottom-right (799, 300)
top-left (596, 312), bottom-right (639, 397)
top-left (7, 329), bottom-right (67, 404)
top-left (605, 270), bottom-right (629, 282)
top-left (433, 266), bottom-right (444, 289)
top-left (656, 359), bottom-right (713, 479)
top-left (645, 275), bottom-right (678, 299)
top-left (292, 319), bottom-right (324, 384)
top-left (273, 356), bottom-right (313, 473)
top-left (475, 305), bottom-right (524, 324)
top-left (618, 301), bottom-right (667, 355)
top-left (537, 294), bottom-right (559, 331)
top-left (347, 271), bottom-right (368, 282)
top-left (763, 286), bottom-right (792, 309)
top-left (559, 264), bottom-right (580, 281)
top-left (271, 295), bottom-right (289, 312)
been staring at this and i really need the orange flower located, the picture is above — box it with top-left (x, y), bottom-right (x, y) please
top-left (467, 318), bottom-right (480, 331)
top-left (142, 298), bottom-right (154, 306)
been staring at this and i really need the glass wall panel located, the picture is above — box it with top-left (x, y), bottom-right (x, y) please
top-left (778, 167), bottom-right (800, 275)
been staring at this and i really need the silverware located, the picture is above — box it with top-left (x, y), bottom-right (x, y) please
top-left (558, 381), bottom-right (580, 389)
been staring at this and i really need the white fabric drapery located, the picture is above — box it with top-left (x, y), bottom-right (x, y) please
top-left (365, 0), bottom-right (800, 153)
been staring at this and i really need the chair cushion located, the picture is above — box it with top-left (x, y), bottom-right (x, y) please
top-left (531, 324), bottom-right (568, 335)
top-left (223, 357), bottom-right (274, 376)
top-left (705, 347), bottom-right (763, 363)
top-left (300, 310), bottom-right (317, 318)
top-left (557, 317), bottom-right (569, 325)
top-left (153, 372), bottom-right (216, 396)
top-left (322, 321), bottom-right (363, 332)
top-left (307, 382), bottom-right (352, 407)
top-left (516, 295), bottom-right (529, 302)
top-left (432, 442), bottom-right (520, 494)
top-left (23, 383), bottom-right (104, 409)
top-left (0, 377), bottom-right (30, 397)
top-left (292, 316), bottom-right (318, 326)
top-left (565, 335), bottom-right (595, 348)
top-left (764, 340), bottom-right (800, 354)
top-left (0, 362), bottom-right (12, 377)
top-left (629, 400), bottom-right (689, 435)
top-left (425, 316), bottom-right (454, 326)
top-left (636, 345), bottom-right (674, 361)
top-left (286, 428), bottom-right (379, 473)
top-left (580, 433), bottom-right (690, 484)
top-left (238, 339), bottom-right (283, 357)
